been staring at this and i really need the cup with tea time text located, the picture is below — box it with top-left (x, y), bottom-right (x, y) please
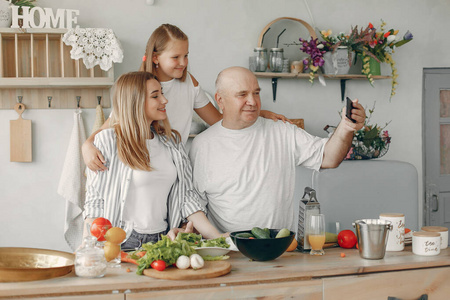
top-left (412, 231), bottom-right (440, 256)
top-left (421, 226), bottom-right (448, 250)
top-left (379, 213), bottom-right (405, 251)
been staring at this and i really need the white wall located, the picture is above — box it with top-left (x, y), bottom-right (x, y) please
top-left (1, 0), bottom-right (448, 252)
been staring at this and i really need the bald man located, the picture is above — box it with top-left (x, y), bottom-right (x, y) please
top-left (189, 67), bottom-right (365, 233)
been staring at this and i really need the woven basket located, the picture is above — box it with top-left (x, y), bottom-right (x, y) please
top-left (345, 143), bottom-right (389, 160)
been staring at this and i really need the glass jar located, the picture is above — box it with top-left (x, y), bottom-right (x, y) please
top-left (253, 47), bottom-right (268, 72)
top-left (75, 235), bottom-right (107, 278)
top-left (269, 48), bottom-right (284, 72)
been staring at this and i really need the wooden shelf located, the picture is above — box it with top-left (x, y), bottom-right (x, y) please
top-left (0, 77), bottom-right (114, 88)
top-left (254, 72), bottom-right (391, 80)
top-left (253, 72), bottom-right (391, 101)
top-left (0, 29), bottom-right (114, 109)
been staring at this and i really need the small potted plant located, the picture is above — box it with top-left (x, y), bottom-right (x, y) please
top-left (319, 29), bottom-right (355, 75)
top-left (0, 0), bottom-right (36, 27)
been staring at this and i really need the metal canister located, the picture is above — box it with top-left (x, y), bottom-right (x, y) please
top-left (353, 219), bottom-right (392, 259)
top-left (297, 187), bottom-right (320, 251)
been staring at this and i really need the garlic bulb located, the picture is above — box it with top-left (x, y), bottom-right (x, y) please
top-left (190, 254), bottom-right (204, 270)
top-left (176, 255), bottom-right (190, 270)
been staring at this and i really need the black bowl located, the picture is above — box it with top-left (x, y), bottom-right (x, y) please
top-left (230, 229), bottom-right (295, 261)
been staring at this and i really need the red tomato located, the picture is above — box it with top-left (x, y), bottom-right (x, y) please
top-left (338, 230), bottom-right (357, 249)
top-left (90, 217), bottom-right (112, 242)
top-left (151, 260), bottom-right (166, 271)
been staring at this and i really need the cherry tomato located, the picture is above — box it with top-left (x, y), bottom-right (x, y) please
top-left (90, 217), bottom-right (112, 242)
top-left (337, 230), bottom-right (357, 249)
top-left (151, 260), bottom-right (166, 271)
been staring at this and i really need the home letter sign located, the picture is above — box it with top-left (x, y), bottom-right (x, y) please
top-left (11, 6), bottom-right (79, 29)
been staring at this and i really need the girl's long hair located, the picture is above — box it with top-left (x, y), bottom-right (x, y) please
top-left (139, 23), bottom-right (188, 82)
top-left (110, 71), bottom-right (174, 171)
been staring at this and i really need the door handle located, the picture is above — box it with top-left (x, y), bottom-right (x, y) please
top-left (431, 194), bottom-right (439, 212)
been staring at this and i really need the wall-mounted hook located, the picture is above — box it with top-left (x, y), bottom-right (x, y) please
top-left (17, 96), bottom-right (23, 103)
top-left (76, 96), bottom-right (81, 108)
top-left (97, 96), bottom-right (102, 105)
top-left (47, 96), bottom-right (52, 108)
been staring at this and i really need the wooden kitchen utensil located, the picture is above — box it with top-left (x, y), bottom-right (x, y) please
top-left (143, 261), bottom-right (231, 280)
top-left (10, 102), bottom-right (32, 162)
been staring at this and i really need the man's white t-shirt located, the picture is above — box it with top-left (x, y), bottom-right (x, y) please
top-left (162, 73), bottom-right (210, 144)
top-left (189, 117), bottom-right (328, 233)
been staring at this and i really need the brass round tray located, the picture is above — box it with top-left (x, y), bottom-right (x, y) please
top-left (0, 247), bottom-right (75, 282)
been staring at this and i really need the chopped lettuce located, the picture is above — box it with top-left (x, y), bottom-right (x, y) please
top-left (202, 255), bottom-right (230, 261)
top-left (135, 235), bottom-right (196, 275)
top-left (176, 232), bottom-right (202, 246)
top-left (199, 237), bottom-right (230, 248)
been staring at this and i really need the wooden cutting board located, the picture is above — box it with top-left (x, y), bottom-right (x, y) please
top-left (143, 261), bottom-right (231, 280)
top-left (10, 103), bottom-right (32, 162)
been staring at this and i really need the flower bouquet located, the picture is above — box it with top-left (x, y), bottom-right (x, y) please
top-left (297, 37), bottom-right (325, 83)
top-left (346, 103), bottom-right (391, 160)
top-left (347, 20), bottom-right (413, 98)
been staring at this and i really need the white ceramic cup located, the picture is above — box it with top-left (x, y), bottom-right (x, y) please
top-left (412, 231), bottom-right (440, 256)
top-left (421, 226), bottom-right (448, 250)
top-left (379, 213), bottom-right (405, 251)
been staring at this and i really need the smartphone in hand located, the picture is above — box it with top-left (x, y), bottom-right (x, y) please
top-left (346, 97), bottom-right (356, 123)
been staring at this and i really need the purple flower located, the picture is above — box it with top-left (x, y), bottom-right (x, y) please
top-left (403, 30), bottom-right (413, 40)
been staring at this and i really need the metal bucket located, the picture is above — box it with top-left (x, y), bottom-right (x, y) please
top-left (353, 219), bottom-right (392, 260)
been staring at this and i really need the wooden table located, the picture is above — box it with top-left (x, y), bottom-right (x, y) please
top-left (1, 246), bottom-right (449, 299)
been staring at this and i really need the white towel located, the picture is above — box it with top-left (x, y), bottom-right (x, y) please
top-left (91, 104), bottom-right (105, 134)
top-left (58, 109), bottom-right (87, 251)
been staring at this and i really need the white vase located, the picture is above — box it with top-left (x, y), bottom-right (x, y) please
top-left (322, 46), bottom-right (355, 75)
top-left (0, 0), bottom-right (12, 28)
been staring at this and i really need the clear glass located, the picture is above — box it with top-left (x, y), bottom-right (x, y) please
top-left (249, 56), bottom-right (257, 72)
top-left (440, 124), bottom-right (450, 175)
top-left (440, 90), bottom-right (450, 175)
top-left (269, 48), bottom-right (284, 72)
top-left (108, 220), bottom-right (134, 268)
top-left (307, 214), bottom-right (325, 255)
top-left (253, 48), bottom-right (268, 72)
top-left (75, 236), bottom-right (107, 278)
top-left (439, 90), bottom-right (450, 118)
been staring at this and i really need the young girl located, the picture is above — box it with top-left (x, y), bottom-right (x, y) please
top-left (83, 71), bottom-right (222, 248)
top-left (82, 24), bottom-right (288, 172)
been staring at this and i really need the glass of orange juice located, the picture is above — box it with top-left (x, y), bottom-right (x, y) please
top-left (307, 214), bottom-right (325, 255)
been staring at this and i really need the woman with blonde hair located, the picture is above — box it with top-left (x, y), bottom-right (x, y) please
top-left (83, 71), bottom-right (222, 248)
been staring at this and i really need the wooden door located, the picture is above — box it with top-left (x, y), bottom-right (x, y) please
top-left (424, 69), bottom-right (450, 241)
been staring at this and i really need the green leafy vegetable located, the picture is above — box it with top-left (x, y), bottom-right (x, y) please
top-left (199, 237), bottom-right (230, 248)
top-left (135, 235), bottom-right (196, 275)
top-left (175, 232), bottom-right (202, 246)
top-left (202, 255), bottom-right (230, 261)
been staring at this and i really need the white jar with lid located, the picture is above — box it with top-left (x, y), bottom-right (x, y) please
top-left (379, 213), bottom-right (405, 251)
top-left (412, 231), bottom-right (440, 256)
top-left (75, 235), bottom-right (107, 278)
top-left (421, 226), bottom-right (448, 249)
